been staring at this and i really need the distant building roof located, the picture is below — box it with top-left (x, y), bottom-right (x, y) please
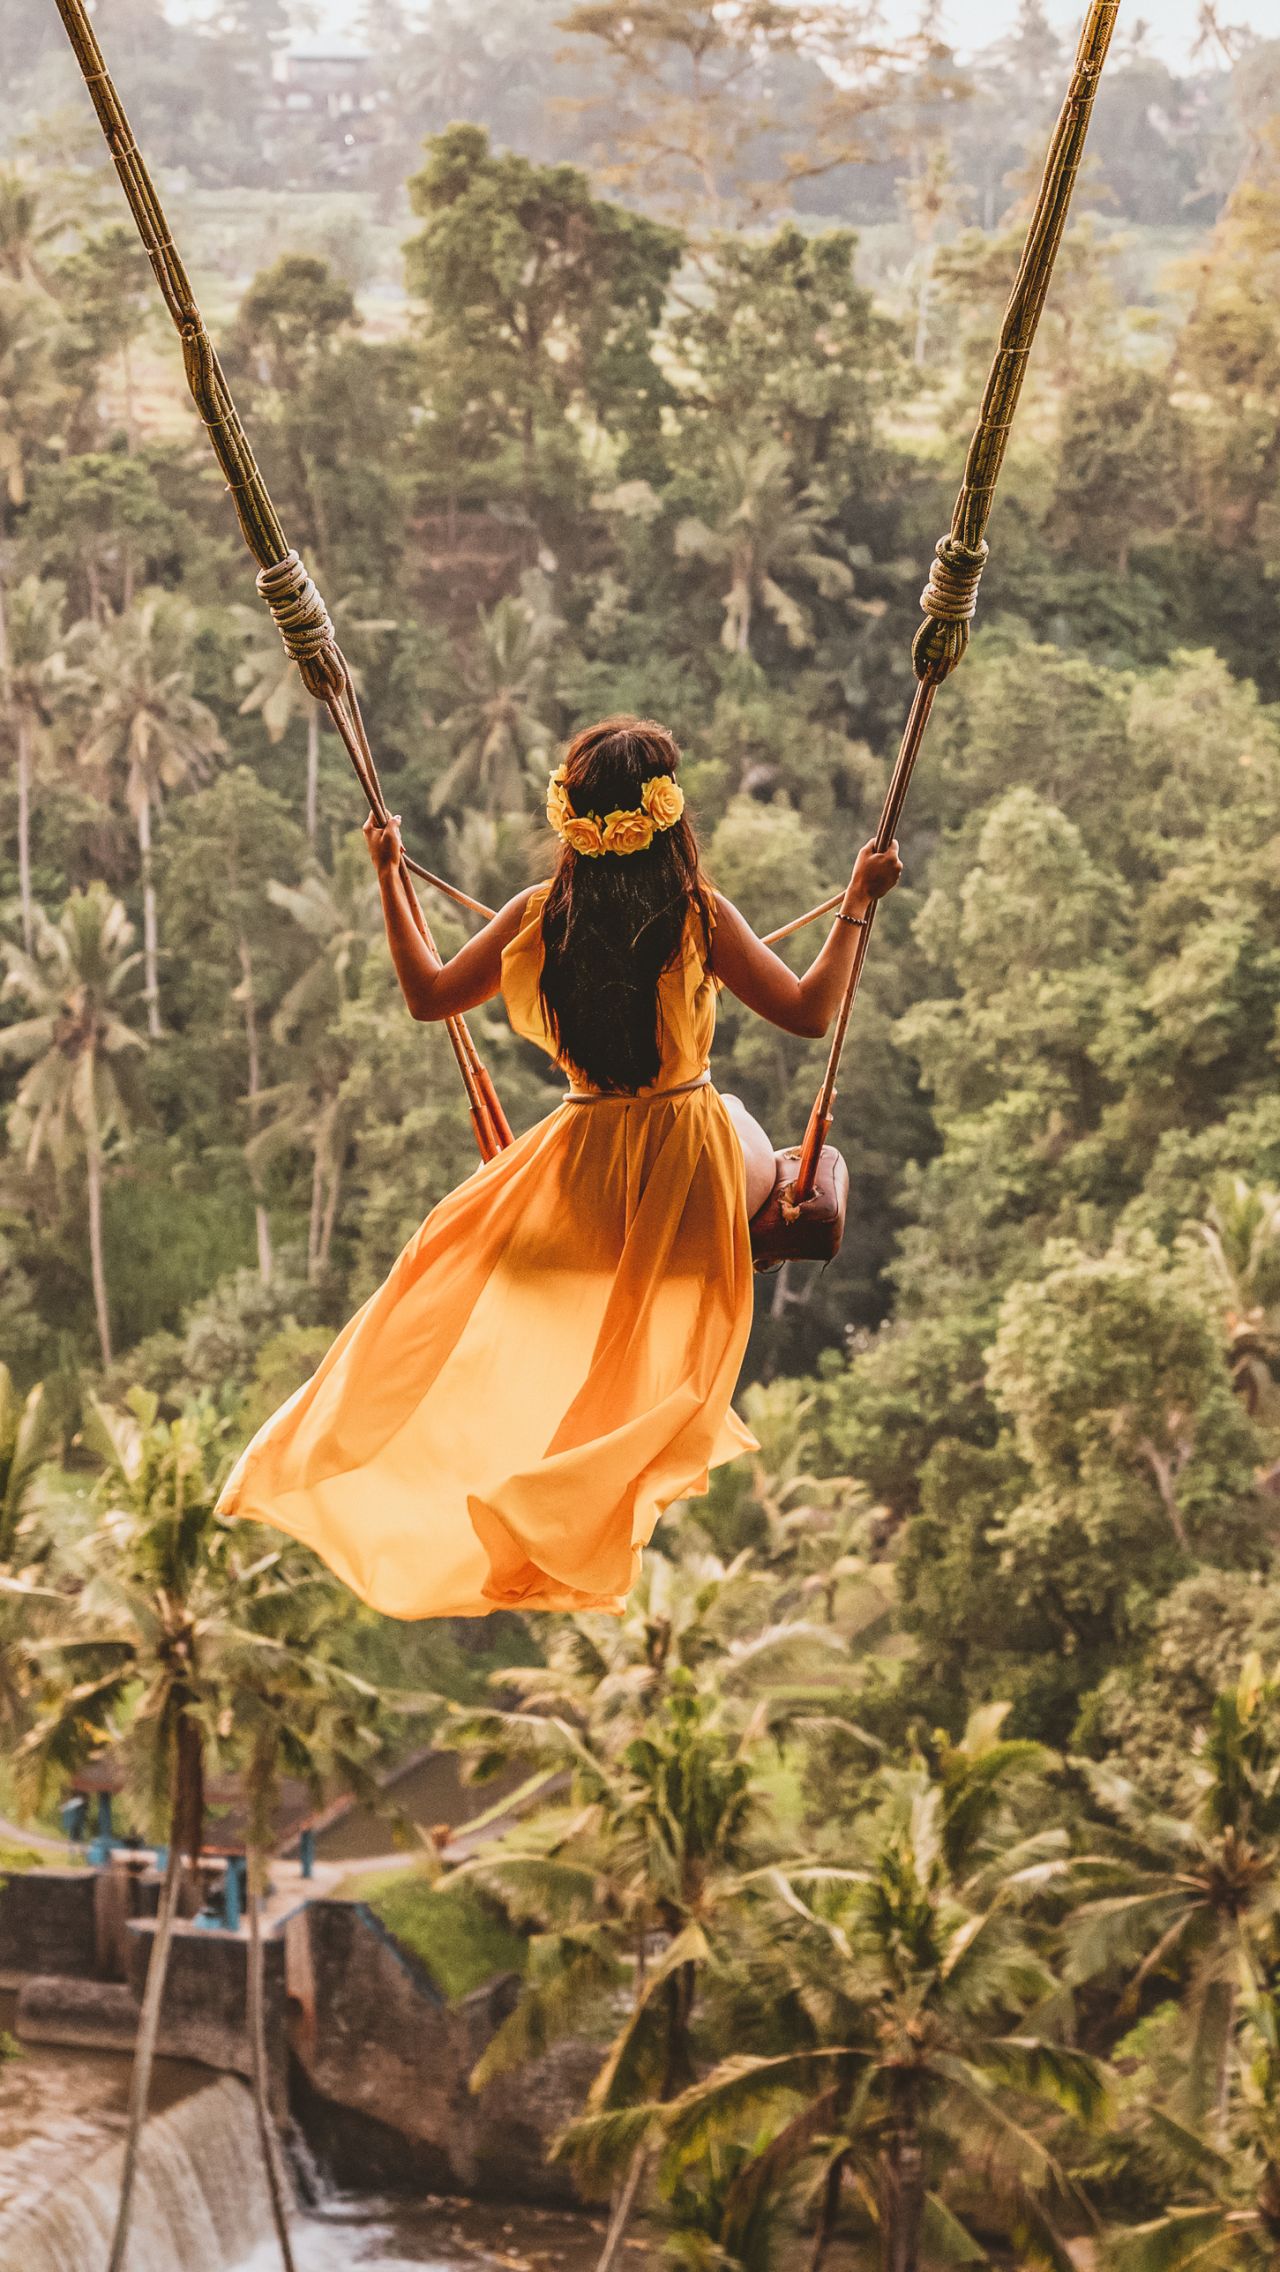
top-left (282, 40), bottom-right (373, 64)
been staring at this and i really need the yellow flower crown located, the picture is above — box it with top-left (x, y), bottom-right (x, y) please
top-left (546, 765), bottom-right (685, 858)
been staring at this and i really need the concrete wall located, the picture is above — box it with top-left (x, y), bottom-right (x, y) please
top-left (16, 1921), bottom-right (289, 2119)
top-left (0, 1869), bottom-right (98, 1979)
top-left (288, 1900), bottom-right (601, 2203)
top-left (4, 1871), bottom-right (599, 2203)
top-left (127, 1920), bottom-right (289, 2113)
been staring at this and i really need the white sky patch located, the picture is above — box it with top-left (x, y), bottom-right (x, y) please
top-left (166, 0), bottom-right (1280, 69)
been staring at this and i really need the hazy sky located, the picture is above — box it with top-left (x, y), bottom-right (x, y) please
top-left (178, 1), bottom-right (1280, 69)
top-left (924, 0), bottom-right (1280, 58)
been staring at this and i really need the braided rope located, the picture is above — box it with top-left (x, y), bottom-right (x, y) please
top-left (50, 0), bottom-right (512, 1159)
top-left (256, 554), bottom-right (344, 697)
top-left (791, 0), bottom-right (1120, 1203)
top-left (912, 536), bottom-right (991, 681)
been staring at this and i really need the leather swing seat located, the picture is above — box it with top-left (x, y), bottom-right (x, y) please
top-left (750, 1144), bottom-right (849, 1273)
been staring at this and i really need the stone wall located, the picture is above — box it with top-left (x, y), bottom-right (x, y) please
top-left (16, 1921), bottom-right (289, 2118)
top-left (0, 1870), bottom-right (98, 1979)
top-left (4, 1871), bottom-right (600, 2203)
top-left (288, 1900), bottom-right (601, 2203)
top-left (126, 1920), bottom-right (289, 2113)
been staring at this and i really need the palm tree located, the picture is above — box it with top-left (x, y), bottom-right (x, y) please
top-left (11, 1391), bottom-right (227, 2272)
top-left (675, 441), bottom-right (855, 657)
top-left (447, 1560), bottom-right (849, 2272)
top-left (663, 1727), bottom-right (1103, 2272)
top-left (235, 605), bottom-right (327, 845)
top-left (76, 591), bottom-right (223, 1037)
top-left (1068, 1659), bottom-right (1280, 2142)
top-left (0, 170), bottom-right (63, 291)
top-left (0, 1362), bottom-right (56, 1567)
top-left (453, 1666), bottom-right (767, 2272)
top-left (0, 282), bottom-right (65, 530)
top-left (1108, 1987), bottom-right (1280, 2270)
top-left (255, 846), bottom-right (381, 1280)
top-left (0, 886), bottom-right (146, 1366)
top-left (1192, 1178), bottom-right (1280, 1421)
top-left (218, 1557), bottom-right (386, 2272)
top-left (692, 1378), bottom-right (883, 1628)
top-left (8, 1393), bottom-right (362, 2272)
top-left (430, 575), bottom-right (560, 817)
top-left (1, 574), bottom-right (70, 948)
top-left (0, 1362), bottom-right (59, 1730)
top-left (234, 593), bottom-right (394, 844)
top-left (901, 147), bottom-right (965, 368)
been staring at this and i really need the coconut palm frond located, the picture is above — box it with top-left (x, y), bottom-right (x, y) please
top-left (1108, 2206), bottom-right (1244, 2272)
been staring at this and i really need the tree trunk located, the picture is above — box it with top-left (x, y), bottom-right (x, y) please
top-left (1139, 1438), bottom-right (1191, 1552)
top-left (137, 791), bottom-right (161, 1039)
top-left (122, 335), bottom-right (138, 458)
top-left (596, 2139), bottom-right (648, 2272)
top-left (16, 711), bottom-right (33, 951)
top-left (879, 2111), bottom-right (925, 2272)
top-left (171, 1708), bottom-right (206, 1873)
top-left (811, 2149), bottom-right (849, 2272)
top-left (914, 241), bottom-right (936, 368)
top-left (247, 1849), bottom-right (298, 2272)
top-left (84, 1095), bottom-right (113, 1369)
top-left (106, 1839), bottom-right (184, 2272)
top-left (237, 933), bottom-right (273, 1286)
top-left (595, 1951), bottom-right (696, 2272)
top-left (1239, 416), bottom-right (1280, 546)
top-left (305, 706), bottom-right (320, 843)
top-left (307, 1148), bottom-right (325, 1283)
top-left (317, 1152), bottom-right (342, 1275)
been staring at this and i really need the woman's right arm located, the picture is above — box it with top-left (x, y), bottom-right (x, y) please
top-left (365, 814), bottom-right (532, 1021)
top-left (709, 838), bottom-right (903, 1039)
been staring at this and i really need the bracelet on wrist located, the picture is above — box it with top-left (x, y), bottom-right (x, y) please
top-left (836, 909), bottom-right (870, 929)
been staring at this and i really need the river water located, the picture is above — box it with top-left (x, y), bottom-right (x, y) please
top-left (0, 2030), bottom-right (607, 2272)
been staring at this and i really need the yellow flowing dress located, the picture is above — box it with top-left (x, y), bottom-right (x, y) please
top-left (217, 886), bottom-right (756, 1619)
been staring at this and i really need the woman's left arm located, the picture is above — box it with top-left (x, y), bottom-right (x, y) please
top-left (365, 814), bottom-right (532, 1021)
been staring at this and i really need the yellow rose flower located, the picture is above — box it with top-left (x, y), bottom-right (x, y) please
top-left (602, 807), bottom-right (657, 856)
top-left (546, 767), bottom-right (573, 834)
top-left (562, 814), bottom-right (606, 857)
top-left (641, 774), bottom-right (685, 831)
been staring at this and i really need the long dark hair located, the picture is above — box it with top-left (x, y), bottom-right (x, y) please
top-left (538, 717), bottom-right (712, 1094)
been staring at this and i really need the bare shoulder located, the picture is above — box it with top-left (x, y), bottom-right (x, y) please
top-left (490, 883), bottom-right (545, 947)
top-left (705, 890), bottom-right (758, 967)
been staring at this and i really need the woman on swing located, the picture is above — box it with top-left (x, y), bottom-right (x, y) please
top-left (220, 717), bottom-right (902, 1619)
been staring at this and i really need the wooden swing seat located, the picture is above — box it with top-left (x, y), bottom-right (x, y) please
top-left (750, 1144), bottom-right (849, 1273)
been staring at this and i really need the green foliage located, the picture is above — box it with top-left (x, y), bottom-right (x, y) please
top-left (3, 38), bottom-right (1280, 2265)
top-left (405, 124), bottom-right (681, 507)
top-left (344, 1869), bottom-right (527, 2002)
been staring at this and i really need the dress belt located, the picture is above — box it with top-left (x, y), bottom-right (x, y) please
top-left (564, 1071), bottom-right (712, 1104)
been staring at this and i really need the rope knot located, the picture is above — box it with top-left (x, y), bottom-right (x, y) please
top-left (911, 535), bottom-right (989, 684)
top-left (256, 551), bottom-right (345, 700)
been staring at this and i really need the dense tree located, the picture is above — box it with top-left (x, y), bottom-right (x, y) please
top-left (1, 574), bottom-right (69, 948)
top-left (429, 576), bottom-right (561, 817)
top-left (75, 592), bottom-right (223, 1038)
top-left (560, 0), bottom-right (928, 232)
top-left (2, 44), bottom-right (1280, 2269)
top-left (0, 887), bottom-right (146, 1365)
top-left (254, 843), bottom-right (382, 1282)
top-left (675, 441), bottom-right (855, 658)
top-left (665, 1726), bottom-right (1106, 2272)
top-left (405, 126), bottom-right (682, 516)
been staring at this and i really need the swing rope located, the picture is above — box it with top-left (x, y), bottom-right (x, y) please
top-left (52, 0), bottom-right (1119, 1206)
top-left (49, 0), bottom-right (512, 1163)
top-left (790, 0), bottom-right (1121, 1204)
